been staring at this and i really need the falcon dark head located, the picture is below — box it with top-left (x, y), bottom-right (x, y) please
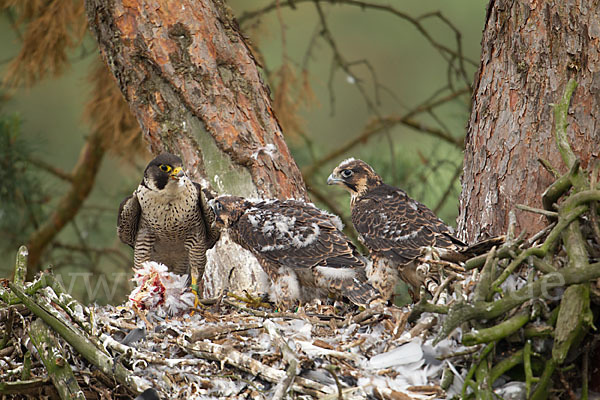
top-left (327, 158), bottom-right (383, 197)
top-left (210, 195), bottom-right (248, 228)
top-left (143, 153), bottom-right (186, 191)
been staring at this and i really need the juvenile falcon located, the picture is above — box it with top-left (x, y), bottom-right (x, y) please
top-left (210, 195), bottom-right (381, 309)
top-left (327, 158), bottom-right (499, 300)
top-left (118, 153), bottom-right (220, 298)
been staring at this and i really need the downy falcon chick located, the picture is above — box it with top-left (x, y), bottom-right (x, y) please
top-left (210, 195), bottom-right (381, 309)
top-left (118, 153), bottom-right (220, 296)
top-left (327, 158), bottom-right (498, 300)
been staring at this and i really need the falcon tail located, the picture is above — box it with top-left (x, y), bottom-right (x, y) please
top-left (460, 235), bottom-right (506, 258)
top-left (313, 267), bottom-right (382, 306)
top-left (344, 281), bottom-right (382, 307)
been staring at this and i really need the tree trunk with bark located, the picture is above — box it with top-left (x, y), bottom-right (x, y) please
top-left (458, 0), bottom-right (600, 242)
top-left (85, 0), bottom-right (308, 295)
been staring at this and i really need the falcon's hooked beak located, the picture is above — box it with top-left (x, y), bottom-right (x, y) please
top-left (208, 199), bottom-right (225, 226)
top-left (170, 167), bottom-right (185, 180)
top-left (327, 173), bottom-right (344, 186)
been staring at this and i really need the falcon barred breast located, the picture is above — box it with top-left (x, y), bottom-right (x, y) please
top-left (327, 158), bottom-right (493, 301)
top-left (117, 153), bottom-right (220, 297)
top-left (210, 196), bottom-right (381, 309)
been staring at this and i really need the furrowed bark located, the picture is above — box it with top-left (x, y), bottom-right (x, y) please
top-left (458, 0), bottom-right (600, 242)
top-left (84, 0), bottom-right (306, 200)
top-left (85, 0), bottom-right (309, 295)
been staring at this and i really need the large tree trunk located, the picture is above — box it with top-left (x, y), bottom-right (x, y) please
top-left (85, 0), bottom-right (308, 295)
top-left (458, 0), bottom-right (600, 242)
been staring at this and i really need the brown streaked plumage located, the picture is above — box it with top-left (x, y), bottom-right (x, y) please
top-left (328, 158), bottom-right (500, 300)
top-left (210, 195), bottom-right (381, 309)
top-left (118, 153), bottom-right (221, 296)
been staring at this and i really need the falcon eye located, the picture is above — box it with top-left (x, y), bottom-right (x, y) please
top-left (214, 201), bottom-right (223, 211)
top-left (341, 169), bottom-right (354, 178)
top-left (159, 164), bottom-right (171, 172)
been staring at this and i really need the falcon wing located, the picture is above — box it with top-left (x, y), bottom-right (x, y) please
top-left (353, 184), bottom-right (460, 264)
top-left (117, 194), bottom-right (141, 248)
top-left (194, 182), bottom-right (221, 249)
top-left (237, 200), bottom-right (365, 271)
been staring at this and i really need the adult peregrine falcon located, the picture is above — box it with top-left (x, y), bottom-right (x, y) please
top-left (118, 153), bottom-right (220, 297)
top-left (210, 195), bottom-right (381, 309)
top-left (327, 158), bottom-right (496, 300)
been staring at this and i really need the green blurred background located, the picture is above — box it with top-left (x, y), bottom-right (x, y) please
top-left (0, 0), bottom-right (487, 305)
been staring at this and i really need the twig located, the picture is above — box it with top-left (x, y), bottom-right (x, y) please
top-left (179, 337), bottom-right (334, 397)
top-left (530, 360), bottom-right (556, 400)
top-left (437, 345), bottom-right (482, 361)
top-left (473, 246), bottom-right (496, 302)
top-left (29, 319), bottom-right (85, 400)
top-left (461, 342), bottom-right (494, 398)
top-left (325, 365), bottom-right (344, 400)
top-left (222, 298), bottom-right (330, 326)
top-left (14, 246), bottom-right (28, 286)
top-left (264, 319), bottom-right (299, 364)
top-left (541, 160), bottom-right (579, 212)
top-left (313, 1), bottom-right (379, 116)
top-left (464, 240), bottom-right (522, 271)
top-left (0, 378), bottom-right (52, 396)
top-left (523, 223), bottom-right (555, 247)
top-left (302, 87), bottom-right (469, 180)
top-left (433, 162), bottom-right (462, 214)
top-left (272, 360), bottom-right (298, 400)
top-left (589, 163), bottom-right (600, 248)
top-left (530, 256), bottom-right (557, 274)
top-left (432, 272), bottom-right (457, 304)
top-left (190, 322), bottom-right (263, 341)
top-left (582, 342), bottom-right (590, 400)
top-left (552, 78), bottom-right (578, 168)
top-left (538, 158), bottom-right (560, 178)
top-left (491, 204), bottom-right (588, 291)
top-left (239, 1), bottom-right (476, 69)
top-left (523, 340), bottom-right (537, 398)
top-left (264, 317), bottom-right (301, 398)
top-left (100, 333), bottom-right (203, 367)
top-left (9, 282), bottom-right (140, 393)
top-left (488, 348), bottom-right (524, 384)
top-left (461, 309), bottom-right (530, 346)
top-left (435, 261), bottom-right (600, 343)
top-left (27, 156), bottom-right (73, 182)
top-left (515, 204), bottom-right (559, 218)
top-left (408, 299), bottom-right (448, 323)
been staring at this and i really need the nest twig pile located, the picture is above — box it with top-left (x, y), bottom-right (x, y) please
top-left (0, 256), bottom-right (455, 399)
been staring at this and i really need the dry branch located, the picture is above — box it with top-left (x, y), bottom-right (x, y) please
top-left (29, 318), bottom-right (85, 400)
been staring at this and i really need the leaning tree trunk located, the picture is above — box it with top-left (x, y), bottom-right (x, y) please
top-left (458, 0), bottom-right (600, 242)
top-left (85, 0), bottom-right (308, 295)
